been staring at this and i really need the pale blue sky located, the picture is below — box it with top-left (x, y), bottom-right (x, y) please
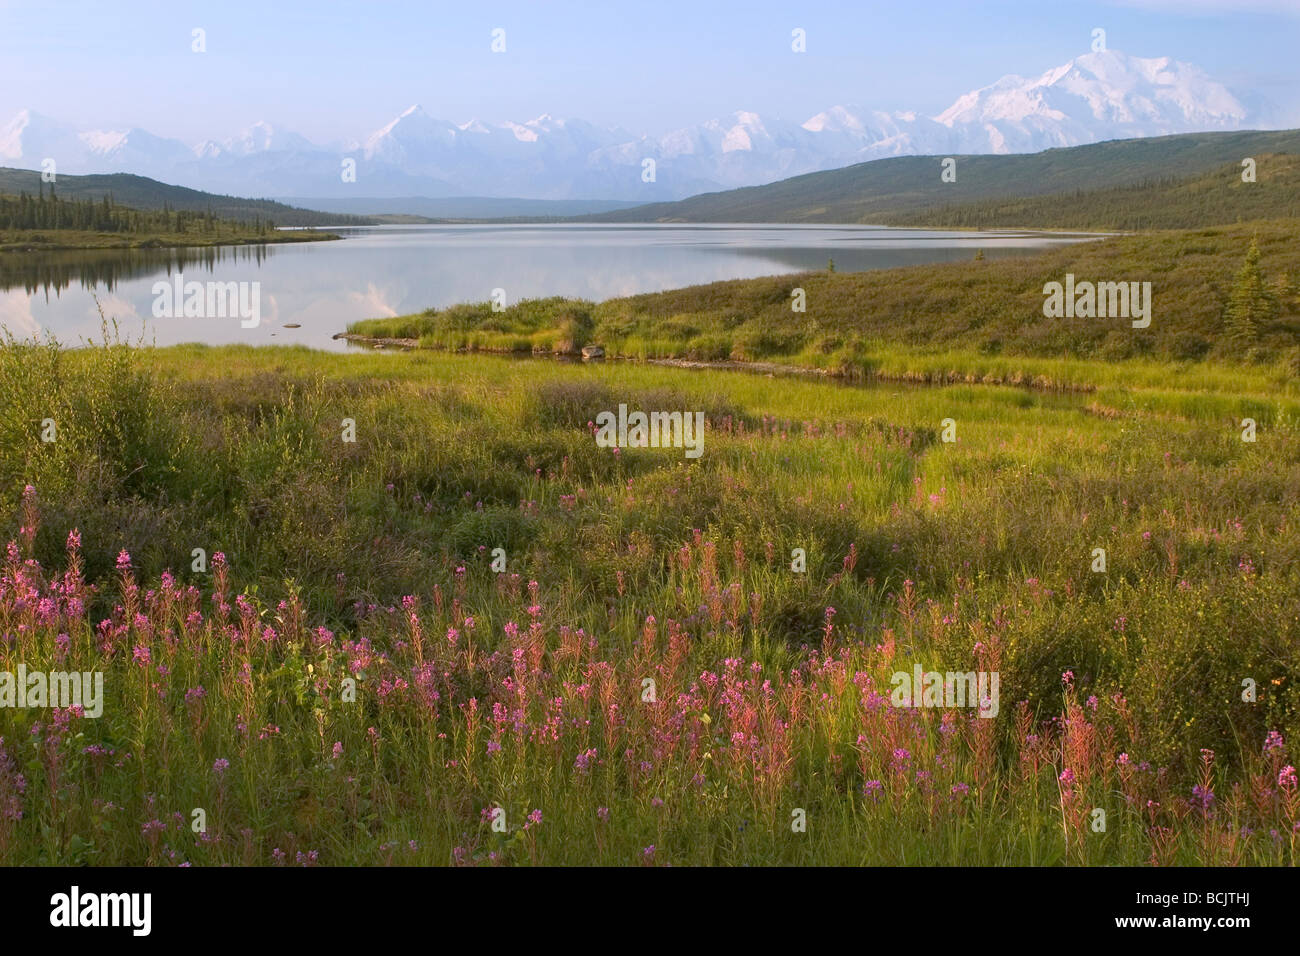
top-left (3, 0), bottom-right (1298, 141)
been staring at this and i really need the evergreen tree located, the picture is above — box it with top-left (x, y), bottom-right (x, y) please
top-left (1224, 239), bottom-right (1276, 352)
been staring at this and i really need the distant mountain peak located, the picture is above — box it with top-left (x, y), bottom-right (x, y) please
top-left (935, 49), bottom-right (1248, 138)
top-left (0, 48), bottom-right (1274, 200)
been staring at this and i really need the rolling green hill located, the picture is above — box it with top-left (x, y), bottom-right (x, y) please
top-left (0, 167), bottom-right (376, 227)
top-left (589, 129), bottom-right (1300, 226)
top-left (348, 219), bottom-right (1300, 383)
top-left (881, 154), bottom-right (1300, 231)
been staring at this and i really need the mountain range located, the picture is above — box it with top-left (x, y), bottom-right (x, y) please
top-left (0, 50), bottom-right (1280, 202)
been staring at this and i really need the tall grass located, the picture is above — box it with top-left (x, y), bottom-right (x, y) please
top-left (0, 339), bottom-right (1296, 864)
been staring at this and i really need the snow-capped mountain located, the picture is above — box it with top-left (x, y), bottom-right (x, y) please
top-left (0, 50), bottom-right (1274, 201)
top-left (935, 51), bottom-right (1253, 153)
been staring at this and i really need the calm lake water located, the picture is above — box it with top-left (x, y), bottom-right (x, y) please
top-left (0, 224), bottom-right (1093, 351)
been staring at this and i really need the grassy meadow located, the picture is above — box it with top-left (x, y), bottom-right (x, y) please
top-left (0, 330), bottom-right (1296, 865)
top-left (347, 220), bottom-right (1300, 388)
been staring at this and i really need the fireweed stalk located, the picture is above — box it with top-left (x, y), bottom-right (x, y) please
top-left (0, 507), bottom-right (1295, 866)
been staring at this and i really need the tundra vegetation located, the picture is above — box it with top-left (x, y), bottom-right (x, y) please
top-left (348, 220), bottom-right (1300, 381)
top-left (0, 299), bottom-right (1296, 862)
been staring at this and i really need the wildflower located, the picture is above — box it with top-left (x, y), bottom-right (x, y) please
top-left (597, 807), bottom-right (610, 821)
top-left (1280, 766), bottom-right (1298, 790)
top-left (1191, 784), bottom-right (1215, 811)
top-left (1061, 670), bottom-right (1074, 687)
top-left (212, 758), bottom-right (229, 775)
top-left (1264, 731), bottom-right (1285, 753)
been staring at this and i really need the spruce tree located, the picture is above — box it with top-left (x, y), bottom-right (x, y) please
top-left (1224, 239), bottom-right (1275, 353)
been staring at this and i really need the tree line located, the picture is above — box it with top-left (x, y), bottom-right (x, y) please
top-left (0, 184), bottom-right (275, 234)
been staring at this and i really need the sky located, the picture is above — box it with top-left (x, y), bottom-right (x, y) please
top-left (2, 0), bottom-right (1298, 143)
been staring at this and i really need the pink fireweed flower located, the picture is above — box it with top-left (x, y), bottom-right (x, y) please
top-left (1061, 670), bottom-right (1074, 687)
top-left (1059, 767), bottom-right (1075, 786)
top-left (116, 550), bottom-right (132, 571)
top-left (597, 807), bottom-right (610, 821)
top-left (212, 758), bottom-right (230, 775)
top-left (1191, 785), bottom-right (1215, 811)
top-left (332, 742), bottom-right (343, 760)
top-left (1280, 766), bottom-right (1298, 790)
top-left (1265, 731), bottom-right (1285, 753)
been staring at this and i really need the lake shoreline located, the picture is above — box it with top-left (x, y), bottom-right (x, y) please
top-left (332, 330), bottom-right (1102, 393)
top-left (0, 229), bottom-right (340, 253)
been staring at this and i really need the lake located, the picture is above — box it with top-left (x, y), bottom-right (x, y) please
top-left (0, 224), bottom-right (1094, 350)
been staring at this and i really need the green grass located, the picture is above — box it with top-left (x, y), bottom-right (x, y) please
top-left (348, 220), bottom-right (1300, 389)
top-left (0, 335), bottom-right (1296, 865)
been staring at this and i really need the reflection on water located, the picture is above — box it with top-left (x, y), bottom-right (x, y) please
top-left (0, 224), bottom-right (1095, 350)
top-left (1, 244), bottom-right (275, 299)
